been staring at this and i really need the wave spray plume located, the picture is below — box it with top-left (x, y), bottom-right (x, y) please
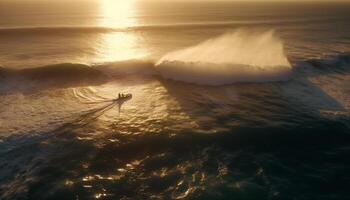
top-left (156, 30), bottom-right (292, 85)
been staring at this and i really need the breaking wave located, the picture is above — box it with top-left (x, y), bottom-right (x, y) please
top-left (0, 51), bottom-right (349, 92)
top-left (156, 30), bottom-right (292, 85)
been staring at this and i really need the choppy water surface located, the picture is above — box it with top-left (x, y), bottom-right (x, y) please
top-left (0, 1), bottom-right (350, 200)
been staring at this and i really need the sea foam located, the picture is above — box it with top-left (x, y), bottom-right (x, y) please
top-left (156, 30), bottom-right (292, 85)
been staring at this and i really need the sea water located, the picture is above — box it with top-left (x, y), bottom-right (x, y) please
top-left (0, 1), bottom-right (350, 199)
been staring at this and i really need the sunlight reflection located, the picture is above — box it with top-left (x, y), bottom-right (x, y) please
top-left (97, 0), bottom-right (147, 62)
top-left (96, 32), bottom-right (147, 62)
top-left (100, 0), bottom-right (136, 28)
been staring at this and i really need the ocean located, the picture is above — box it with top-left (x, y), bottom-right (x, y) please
top-left (0, 0), bottom-right (350, 199)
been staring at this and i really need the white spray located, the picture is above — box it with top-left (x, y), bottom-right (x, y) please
top-left (155, 29), bottom-right (292, 85)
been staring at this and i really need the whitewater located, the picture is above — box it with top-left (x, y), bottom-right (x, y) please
top-left (156, 30), bottom-right (292, 85)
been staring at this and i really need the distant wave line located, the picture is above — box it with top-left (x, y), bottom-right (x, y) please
top-left (0, 17), bottom-right (342, 35)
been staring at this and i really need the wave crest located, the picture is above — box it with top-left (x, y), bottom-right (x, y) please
top-left (0, 63), bottom-right (107, 93)
top-left (156, 30), bottom-right (292, 85)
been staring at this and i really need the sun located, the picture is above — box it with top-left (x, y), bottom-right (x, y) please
top-left (100, 0), bottom-right (136, 28)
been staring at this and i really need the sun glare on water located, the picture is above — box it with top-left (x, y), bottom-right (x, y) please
top-left (100, 0), bottom-right (136, 28)
top-left (97, 0), bottom-right (147, 62)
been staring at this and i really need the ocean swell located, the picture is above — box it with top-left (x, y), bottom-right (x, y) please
top-left (0, 63), bottom-right (107, 93)
top-left (0, 52), bottom-right (348, 93)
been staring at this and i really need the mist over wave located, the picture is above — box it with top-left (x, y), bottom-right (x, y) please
top-left (156, 30), bottom-right (292, 85)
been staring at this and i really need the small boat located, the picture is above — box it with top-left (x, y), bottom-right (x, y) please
top-left (114, 93), bottom-right (132, 102)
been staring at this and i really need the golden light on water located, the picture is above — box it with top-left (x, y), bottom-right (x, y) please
top-left (97, 32), bottom-right (147, 62)
top-left (100, 0), bottom-right (136, 28)
top-left (97, 0), bottom-right (147, 62)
